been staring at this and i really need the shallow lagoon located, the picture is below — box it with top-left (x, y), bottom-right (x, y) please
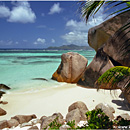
top-left (0, 50), bottom-right (96, 93)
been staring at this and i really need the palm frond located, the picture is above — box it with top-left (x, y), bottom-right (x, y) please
top-left (80, 1), bottom-right (105, 22)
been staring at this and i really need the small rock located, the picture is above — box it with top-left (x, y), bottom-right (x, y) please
top-left (116, 113), bottom-right (130, 120)
top-left (59, 124), bottom-right (71, 130)
top-left (95, 103), bottom-right (115, 120)
top-left (11, 114), bottom-right (37, 124)
top-left (0, 107), bottom-right (7, 116)
top-left (0, 101), bottom-right (8, 105)
top-left (68, 101), bottom-right (88, 121)
top-left (66, 108), bottom-right (81, 126)
top-left (41, 113), bottom-right (64, 129)
top-left (7, 119), bottom-right (19, 128)
top-left (28, 126), bottom-right (39, 130)
top-left (68, 101), bottom-right (88, 113)
top-left (0, 120), bottom-right (8, 129)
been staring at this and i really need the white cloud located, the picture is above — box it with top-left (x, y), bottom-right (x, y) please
top-left (0, 40), bottom-right (13, 45)
top-left (66, 19), bottom-right (88, 31)
top-left (51, 39), bottom-right (55, 43)
top-left (0, 5), bottom-right (10, 18)
top-left (8, 1), bottom-right (36, 23)
top-left (62, 7), bottom-right (107, 45)
top-left (37, 25), bottom-right (46, 28)
top-left (49, 3), bottom-right (62, 15)
top-left (34, 38), bottom-right (46, 45)
top-left (62, 31), bottom-right (87, 45)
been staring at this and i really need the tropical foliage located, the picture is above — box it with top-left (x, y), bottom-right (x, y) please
top-left (96, 66), bottom-right (130, 90)
top-left (80, 1), bottom-right (130, 22)
top-left (45, 109), bottom-right (130, 129)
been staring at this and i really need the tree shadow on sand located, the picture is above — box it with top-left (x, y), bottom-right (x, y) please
top-left (112, 93), bottom-right (130, 111)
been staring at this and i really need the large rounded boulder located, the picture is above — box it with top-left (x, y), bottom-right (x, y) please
top-left (52, 52), bottom-right (88, 83)
top-left (88, 10), bottom-right (130, 51)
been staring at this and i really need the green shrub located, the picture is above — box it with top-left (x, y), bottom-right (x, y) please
top-left (67, 120), bottom-right (75, 129)
top-left (48, 116), bottom-right (62, 129)
top-left (117, 118), bottom-right (130, 126)
top-left (85, 109), bottom-right (113, 129)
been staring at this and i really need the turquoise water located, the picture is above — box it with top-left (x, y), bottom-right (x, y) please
top-left (0, 50), bottom-right (96, 93)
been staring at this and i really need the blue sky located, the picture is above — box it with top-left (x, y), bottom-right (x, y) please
top-left (0, 1), bottom-right (117, 49)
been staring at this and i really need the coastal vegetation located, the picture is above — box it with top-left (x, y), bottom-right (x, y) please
top-left (45, 108), bottom-right (130, 129)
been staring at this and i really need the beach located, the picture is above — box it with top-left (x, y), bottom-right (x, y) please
top-left (1, 83), bottom-right (129, 121)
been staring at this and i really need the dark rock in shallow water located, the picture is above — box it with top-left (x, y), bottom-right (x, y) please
top-left (0, 84), bottom-right (11, 90)
top-left (32, 78), bottom-right (48, 81)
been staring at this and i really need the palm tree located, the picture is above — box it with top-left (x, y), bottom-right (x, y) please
top-left (80, 1), bottom-right (130, 104)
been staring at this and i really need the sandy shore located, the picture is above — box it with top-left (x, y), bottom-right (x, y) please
top-left (0, 84), bottom-right (130, 121)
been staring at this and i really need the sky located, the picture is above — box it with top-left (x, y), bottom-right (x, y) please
top-left (0, 1), bottom-right (118, 49)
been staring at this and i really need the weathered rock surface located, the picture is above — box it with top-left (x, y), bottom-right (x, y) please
top-left (0, 107), bottom-right (7, 116)
top-left (95, 103), bottom-right (115, 120)
top-left (116, 113), bottom-right (130, 120)
top-left (41, 113), bottom-right (64, 129)
top-left (66, 108), bottom-right (82, 126)
top-left (68, 101), bottom-right (88, 113)
top-left (68, 101), bottom-right (88, 121)
top-left (77, 48), bottom-right (114, 87)
top-left (88, 11), bottom-right (130, 51)
top-left (52, 52), bottom-right (88, 83)
top-left (7, 119), bottom-right (19, 128)
top-left (103, 19), bottom-right (130, 67)
top-left (11, 114), bottom-right (37, 124)
top-left (28, 126), bottom-right (39, 130)
top-left (0, 120), bottom-right (8, 129)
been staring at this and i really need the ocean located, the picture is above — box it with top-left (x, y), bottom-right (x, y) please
top-left (0, 50), bottom-right (96, 93)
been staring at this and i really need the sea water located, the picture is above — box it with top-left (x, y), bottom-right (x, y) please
top-left (0, 50), bottom-right (96, 93)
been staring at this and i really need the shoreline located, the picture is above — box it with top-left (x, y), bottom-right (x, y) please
top-left (1, 84), bottom-right (130, 121)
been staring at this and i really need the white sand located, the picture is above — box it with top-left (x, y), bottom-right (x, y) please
top-left (0, 84), bottom-right (130, 121)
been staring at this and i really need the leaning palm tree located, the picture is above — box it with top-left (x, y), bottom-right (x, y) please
top-left (80, 0), bottom-right (130, 104)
